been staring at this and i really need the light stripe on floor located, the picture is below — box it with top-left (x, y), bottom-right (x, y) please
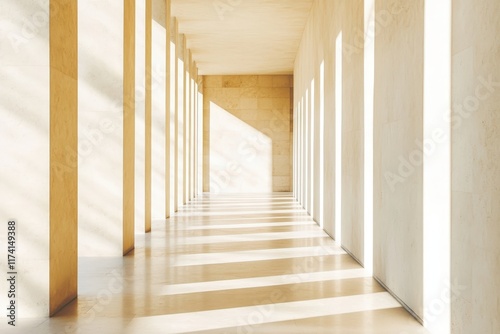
top-left (185, 221), bottom-right (316, 230)
top-left (159, 268), bottom-right (371, 295)
top-left (171, 245), bottom-right (346, 266)
top-left (174, 209), bottom-right (308, 216)
top-left (171, 230), bottom-right (328, 245)
top-left (126, 292), bottom-right (401, 334)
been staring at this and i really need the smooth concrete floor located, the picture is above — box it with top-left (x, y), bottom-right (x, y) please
top-left (14, 193), bottom-right (429, 333)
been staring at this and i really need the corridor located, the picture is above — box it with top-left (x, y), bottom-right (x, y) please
top-left (20, 194), bottom-right (425, 334)
top-left (1, 0), bottom-right (499, 332)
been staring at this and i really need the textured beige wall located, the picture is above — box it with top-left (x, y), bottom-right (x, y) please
top-left (203, 75), bottom-right (293, 193)
top-left (374, 1), bottom-right (453, 330)
top-left (373, 0), bottom-right (424, 320)
top-left (296, 0), bottom-right (450, 328)
top-left (451, 0), bottom-right (500, 332)
top-left (319, 1), bottom-right (339, 240)
top-left (296, 0), bottom-right (500, 332)
top-left (295, 2), bottom-right (315, 215)
top-left (0, 0), bottom-right (47, 317)
top-left (341, 0), bottom-right (365, 264)
top-left (171, 18), bottom-right (202, 205)
top-left (294, 0), bottom-right (365, 262)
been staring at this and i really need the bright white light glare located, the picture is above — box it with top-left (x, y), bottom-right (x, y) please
top-left (160, 268), bottom-right (369, 295)
top-left (304, 90), bottom-right (309, 212)
top-left (209, 102), bottom-right (272, 193)
top-left (310, 80), bottom-right (315, 216)
top-left (172, 246), bottom-right (346, 266)
top-left (423, 0), bottom-right (451, 332)
top-left (128, 292), bottom-right (400, 333)
top-left (300, 97), bottom-right (305, 205)
top-left (174, 230), bottom-right (327, 245)
top-left (335, 32), bottom-right (343, 245)
top-left (319, 62), bottom-right (325, 229)
top-left (364, 0), bottom-right (374, 273)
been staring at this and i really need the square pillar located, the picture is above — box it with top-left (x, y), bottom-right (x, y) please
top-left (175, 29), bottom-right (185, 209)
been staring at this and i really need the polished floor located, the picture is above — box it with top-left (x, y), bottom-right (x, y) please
top-left (15, 193), bottom-right (428, 333)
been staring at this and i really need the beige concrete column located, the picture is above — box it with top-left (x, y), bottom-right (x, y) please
top-left (176, 31), bottom-right (185, 207)
top-left (49, 0), bottom-right (79, 315)
top-left (192, 62), bottom-right (200, 198)
top-left (297, 96), bottom-right (301, 203)
top-left (173, 18), bottom-right (180, 211)
top-left (451, 0), bottom-right (499, 332)
top-left (0, 0), bottom-right (77, 317)
top-left (123, 0), bottom-right (135, 255)
top-left (145, 0), bottom-right (152, 231)
top-left (184, 49), bottom-right (191, 203)
top-left (312, 64), bottom-right (321, 222)
top-left (191, 63), bottom-right (197, 199)
top-left (302, 95), bottom-right (307, 207)
top-left (292, 98), bottom-right (296, 198)
top-left (322, 14), bottom-right (337, 240)
top-left (306, 85), bottom-right (313, 213)
top-left (183, 46), bottom-right (189, 204)
top-left (197, 75), bottom-right (204, 196)
top-left (188, 53), bottom-right (193, 201)
top-left (373, 0), bottom-right (425, 323)
top-left (296, 97), bottom-right (302, 204)
top-left (165, 0), bottom-right (172, 217)
top-left (298, 97), bottom-right (302, 204)
top-left (193, 67), bottom-right (198, 198)
top-left (341, 0), bottom-right (364, 265)
top-left (203, 76), bottom-right (210, 192)
top-left (187, 50), bottom-right (196, 201)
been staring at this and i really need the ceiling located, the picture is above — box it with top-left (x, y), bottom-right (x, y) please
top-left (171, 0), bottom-right (314, 75)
